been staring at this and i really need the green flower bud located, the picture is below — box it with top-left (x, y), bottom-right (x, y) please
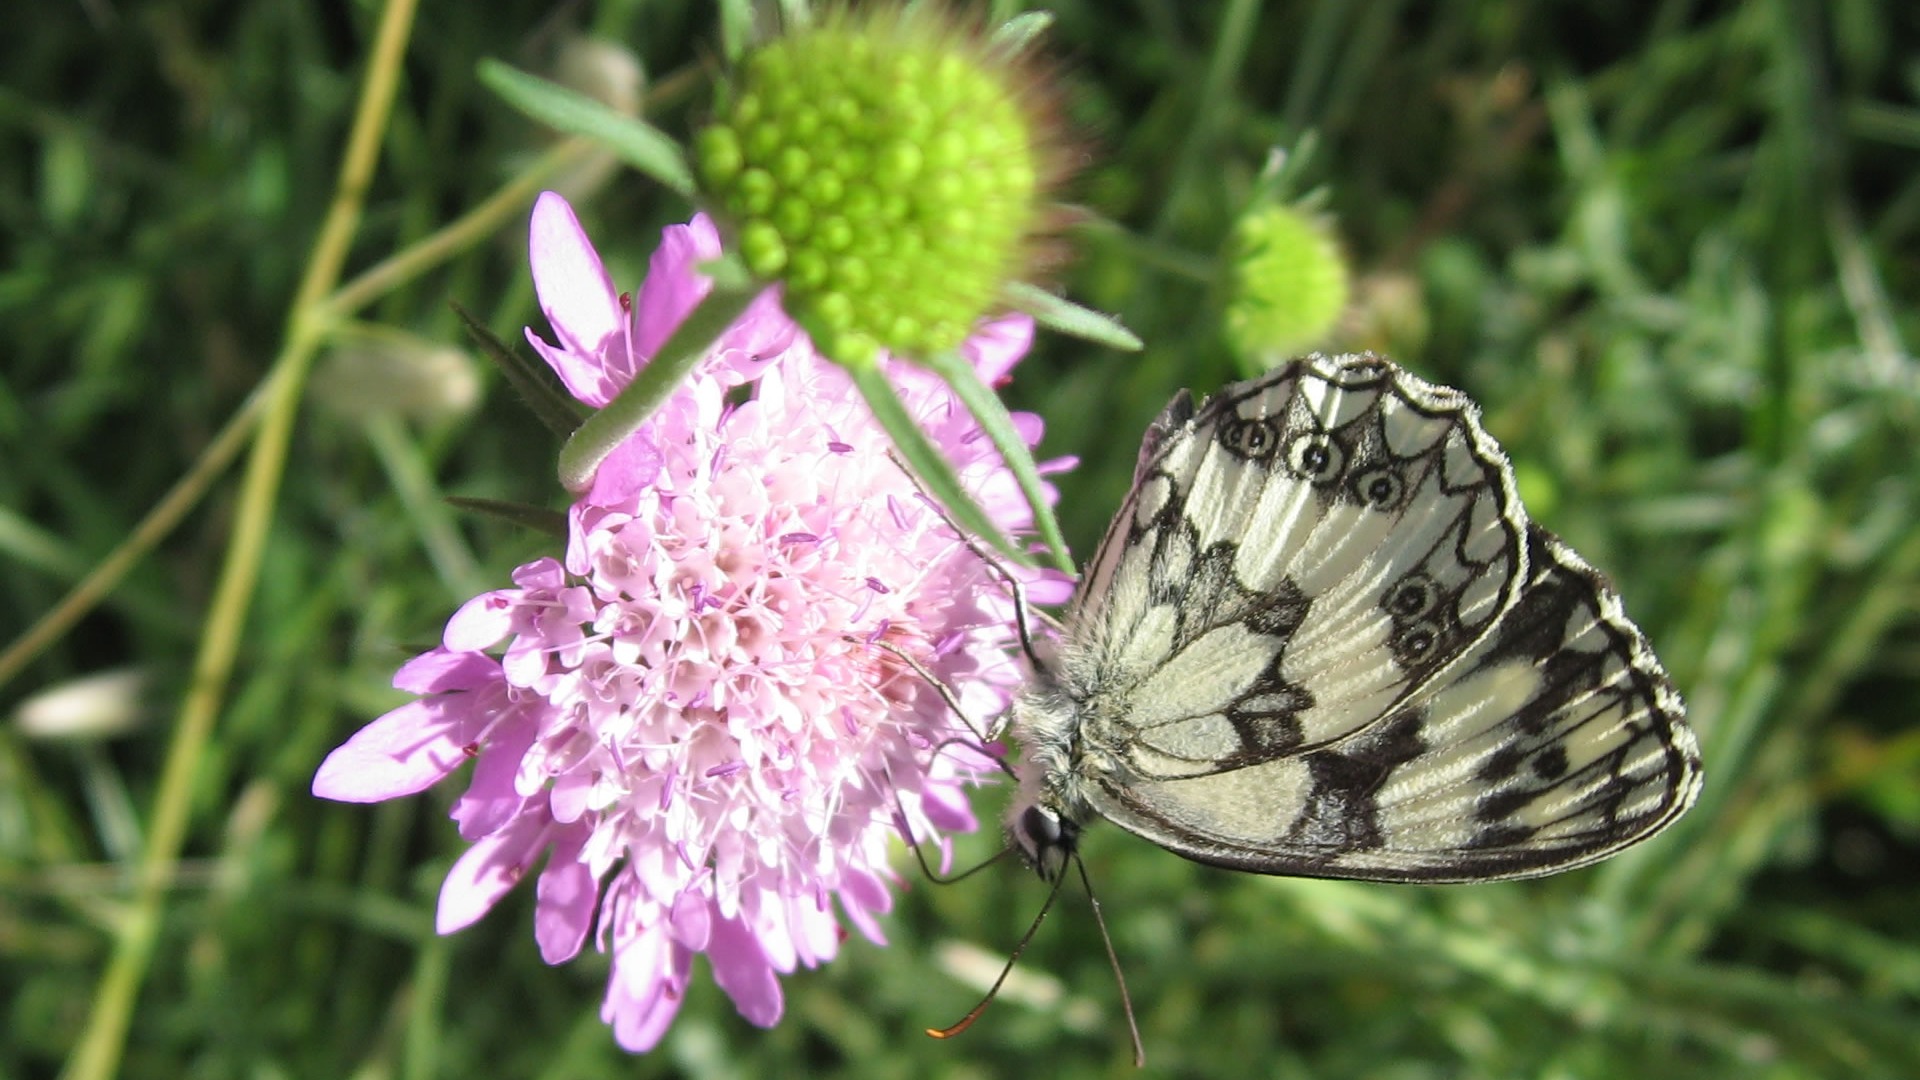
top-left (697, 9), bottom-right (1064, 367)
top-left (1223, 202), bottom-right (1351, 366)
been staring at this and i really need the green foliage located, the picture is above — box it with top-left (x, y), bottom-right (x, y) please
top-left (4, 1), bottom-right (1918, 1077)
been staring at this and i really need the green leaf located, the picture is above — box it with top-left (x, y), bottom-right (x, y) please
top-left (717, 0), bottom-right (755, 65)
top-left (450, 301), bottom-right (585, 438)
top-left (556, 272), bottom-right (761, 493)
top-left (1003, 281), bottom-right (1143, 351)
top-left (844, 362), bottom-right (1032, 567)
top-left (444, 497), bottom-right (570, 540)
top-left (924, 348), bottom-right (1075, 573)
top-left (476, 59), bottom-right (695, 197)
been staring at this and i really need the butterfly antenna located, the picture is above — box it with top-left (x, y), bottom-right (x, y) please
top-left (861, 637), bottom-right (1012, 775)
top-left (1076, 853), bottom-right (1146, 1067)
top-left (926, 859), bottom-right (1072, 1043)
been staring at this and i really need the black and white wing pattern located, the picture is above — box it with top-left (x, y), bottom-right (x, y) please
top-left (1009, 354), bottom-right (1701, 884)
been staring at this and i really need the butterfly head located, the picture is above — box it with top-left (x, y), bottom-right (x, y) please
top-left (1010, 800), bottom-right (1080, 883)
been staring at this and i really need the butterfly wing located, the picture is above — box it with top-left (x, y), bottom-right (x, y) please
top-left (1064, 355), bottom-right (1528, 768)
top-left (1057, 354), bottom-right (1700, 882)
top-left (1086, 524), bottom-right (1700, 882)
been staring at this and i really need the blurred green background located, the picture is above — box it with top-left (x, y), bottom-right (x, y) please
top-left (5, 1), bottom-right (1918, 1077)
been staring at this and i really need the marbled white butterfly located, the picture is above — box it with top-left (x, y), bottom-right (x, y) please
top-left (1006, 353), bottom-right (1702, 885)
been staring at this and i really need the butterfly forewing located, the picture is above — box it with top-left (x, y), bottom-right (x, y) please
top-left (1064, 357), bottom-right (1527, 776)
top-left (1017, 353), bottom-right (1701, 884)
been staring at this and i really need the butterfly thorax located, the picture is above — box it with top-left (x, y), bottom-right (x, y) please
top-left (1006, 660), bottom-right (1124, 882)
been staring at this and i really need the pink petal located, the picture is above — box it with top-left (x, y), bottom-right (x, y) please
top-left (523, 329), bottom-right (614, 408)
top-left (1006, 409), bottom-right (1045, 448)
top-left (707, 913), bottom-right (783, 1028)
top-left (529, 192), bottom-right (622, 367)
top-left (920, 784), bottom-right (977, 832)
top-left (436, 809), bottom-right (550, 934)
top-left (534, 826), bottom-right (597, 964)
top-left (962, 313), bottom-right (1035, 383)
top-left (605, 928), bottom-right (690, 1053)
top-left (443, 590), bottom-right (517, 652)
top-left (1020, 568), bottom-right (1078, 606)
top-left (792, 900), bottom-right (842, 967)
top-left (584, 432), bottom-right (664, 508)
top-left (450, 711), bottom-right (539, 840)
top-left (392, 648), bottom-right (499, 694)
top-left (311, 696), bottom-right (478, 802)
top-left (631, 215), bottom-right (724, 361)
top-left (668, 888), bottom-right (712, 951)
top-left (708, 288), bottom-right (806, 384)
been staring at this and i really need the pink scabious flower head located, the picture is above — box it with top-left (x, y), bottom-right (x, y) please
top-left (313, 191), bottom-right (1074, 1051)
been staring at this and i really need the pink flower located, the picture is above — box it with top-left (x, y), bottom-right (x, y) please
top-left (313, 191), bottom-right (1072, 1050)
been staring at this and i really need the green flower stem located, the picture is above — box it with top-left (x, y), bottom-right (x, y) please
top-left (844, 362), bottom-right (1030, 567)
top-left (924, 348), bottom-right (1075, 574)
top-left (62, 1), bottom-right (422, 1078)
top-left (326, 136), bottom-right (598, 321)
top-left (556, 276), bottom-right (762, 493)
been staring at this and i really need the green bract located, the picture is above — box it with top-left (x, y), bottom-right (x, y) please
top-left (697, 17), bottom-right (1041, 367)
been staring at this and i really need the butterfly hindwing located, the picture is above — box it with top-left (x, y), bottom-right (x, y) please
top-left (1016, 353), bottom-right (1700, 884)
top-left (1084, 525), bottom-right (1700, 882)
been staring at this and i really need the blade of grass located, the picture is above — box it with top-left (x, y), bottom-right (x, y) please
top-left (61, 1), bottom-right (422, 1077)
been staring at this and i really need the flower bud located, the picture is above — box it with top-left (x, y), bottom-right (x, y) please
top-left (696, 9), bottom-right (1065, 367)
top-left (1223, 201), bottom-right (1351, 367)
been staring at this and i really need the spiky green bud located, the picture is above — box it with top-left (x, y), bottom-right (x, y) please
top-left (697, 11), bottom-right (1054, 367)
top-left (1223, 202), bottom-right (1351, 365)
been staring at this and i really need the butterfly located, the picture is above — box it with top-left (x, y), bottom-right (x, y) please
top-left (1005, 353), bottom-right (1702, 885)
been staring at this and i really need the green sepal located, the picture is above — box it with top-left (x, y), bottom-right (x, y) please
top-left (844, 361), bottom-right (1033, 568)
top-left (556, 268), bottom-right (762, 492)
top-left (991, 11), bottom-right (1055, 52)
top-left (1004, 281), bottom-right (1143, 352)
top-left (445, 497), bottom-right (571, 541)
top-left (451, 301), bottom-right (586, 438)
top-left (923, 348), bottom-right (1074, 574)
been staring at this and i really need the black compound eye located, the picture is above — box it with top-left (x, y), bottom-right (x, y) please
top-left (1384, 574), bottom-right (1438, 619)
top-left (1020, 805), bottom-right (1061, 846)
top-left (1285, 433), bottom-right (1344, 483)
top-left (1353, 466), bottom-right (1406, 510)
top-left (1221, 417), bottom-right (1281, 459)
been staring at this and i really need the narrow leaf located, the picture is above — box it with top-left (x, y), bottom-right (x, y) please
top-left (845, 363), bottom-right (1032, 567)
top-left (717, 0), bottom-right (755, 64)
top-left (1003, 281), bottom-right (1143, 351)
top-left (451, 301), bottom-right (585, 438)
top-left (924, 349), bottom-right (1074, 573)
top-left (445, 497), bottom-right (570, 540)
top-left (477, 60), bottom-right (695, 197)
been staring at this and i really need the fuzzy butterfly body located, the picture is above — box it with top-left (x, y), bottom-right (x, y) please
top-left (1008, 354), bottom-right (1702, 884)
